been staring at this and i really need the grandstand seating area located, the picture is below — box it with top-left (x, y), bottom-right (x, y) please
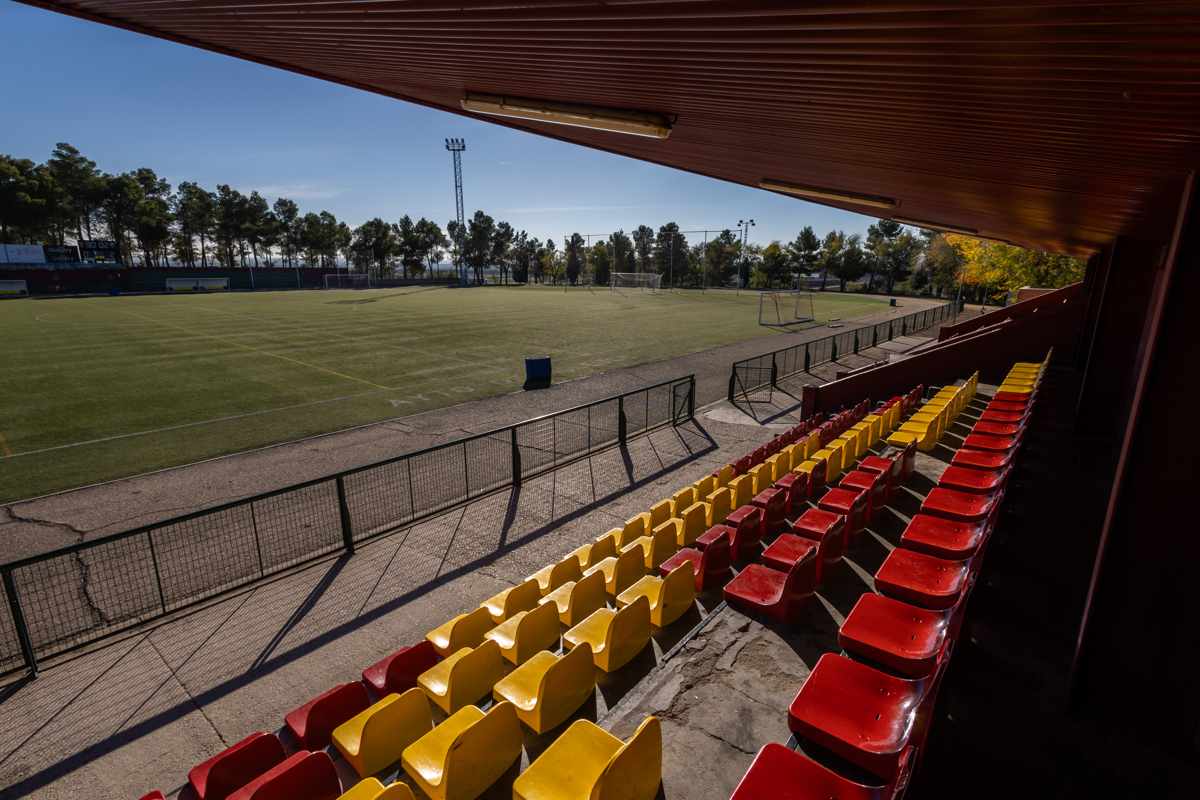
top-left (135, 354), bottom-right (1046, 800)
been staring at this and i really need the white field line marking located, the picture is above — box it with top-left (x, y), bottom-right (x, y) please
top-left (0, 389), bottom-right (387, 460)
top-left (117, 308), bottom-right (394, 391)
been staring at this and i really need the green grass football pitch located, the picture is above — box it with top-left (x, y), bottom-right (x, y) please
top-left (0, 286), bottom-right (889, 502)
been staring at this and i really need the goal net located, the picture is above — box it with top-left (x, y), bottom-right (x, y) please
top-left (0, 280), bottom-right (29, 297)
top-left (610, 272), bottom-right (661, 293)
top-left (165, 277), bottom-right (229, 292)
top-left (324, 273), bottom-right (371, 290)
top-left (758, 290), bottom-right (816, 327)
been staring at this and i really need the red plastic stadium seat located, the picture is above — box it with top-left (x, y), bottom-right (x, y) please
top-left (818, 487), bottom-right (868, 545)
top-left (188, 732), bottom-right (286, 800)
top-left (751, 487), bottom-right (788, 535)
top-left (896, 440), bottom-right (917, 482)
top-left (950, 447), bottom-right (1014, 471)
top-left (993, 391), bottom-right (1033, 403)
top-left (792, 508), bottom-right (847, 566)
top-left (937, 465), bottom-right (1008, 495)
top-left (285, 681), bottom-right (371, 750)
top-left (226, 751), bottom-right (340, 800)
top-left (839, 593), bottom-right (953, 678)
top-left (723, 505), bottom-right (765, 561)
top-left (761, 534), bottom-right (821, 582)
top-left (972, 420), bottom-right (1022, 436)
top-left (858, 454), bottom-right (900, 503)
top-left (659, 530), bottom-right (732, 592)
top-left (840, 470), bottom-right (886, 525)
top-left (900, 514), bottom-right (986, 560)
top-left (140, 793), bottom-right (166, 800)
top-left (723, 554), bottom-right (818, 624)
top-left (874, 549), bottom-right (970, 610)
top-left (361, 639), bottom-right (441, 696)
top-left (772, 471), bottom-right (808, 518)
top-left (734, 456), bottom-right (753, 475)
top-left (730, 742), bottom-right (912, 800)
top-left (979, 409), bottom-right (1026, 424)
top-left (986, 400), bottom-right (1030, 415)
top-left (788, 653), bottom-right (925, 781)
top-left (922, 487), bottom-right (997, 523)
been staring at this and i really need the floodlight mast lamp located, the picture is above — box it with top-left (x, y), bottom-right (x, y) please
top-left (737, 219), bottom-right (756, 288)
top-left (445, 138), bottom-right (467, 285)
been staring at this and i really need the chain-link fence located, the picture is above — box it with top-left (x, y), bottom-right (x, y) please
top-left (728, 302), bottom-right (956, 404)
top-left (0, 374), bottom-right (696, 677)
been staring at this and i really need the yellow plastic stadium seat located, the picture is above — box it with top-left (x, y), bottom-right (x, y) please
top-left (540, 570), bottom-right (608, 627)
top-left (863, 415), bottom-right (882, 444)
top-left (616, 563), bottom-right (697, 628)
top-left (585, 547), bottom-right (646, 597)
top-left (678, 502), bottom-right (709, 547)
top-left (513, 716), bottom-right (662, 800)
top-left (570, 531), bottom-right (618, 570)
top-left (332, 688), bottom-right (433, 778)
top-left (887, 430), bottom-right (919, 449)
top-left (621, 517), bottom-right (647, 546)
top-left (426, 606), bottom-right (494, 657)
top-left (705, 487), bottom-right (732, 528)
top-left (337, 778), bottom-right (417, 800)
top-left (670, 486), bottom-right (696, 518)
top-left (813, 446), bottom-right (841, 484)
top-left (795, 456), bottom-right (822, 486)
top-left (692, 474), bottom-right (716, 501)
top-left (802, 431), bottom-right (821, 460)
top-left (401, 702), bottom-right (523, 800)
top-left (564, 595), bottom-right (651, 672)
top-left (481, 578), bottom-right (541, 625)
top-left (747, 463), bottom-right (768, 495)
top-left (492, 644), bottom-right (596, 734)
top-left (716, 464), bottom-right (736, 488)
top-left (484, 601), bottom-right (561, 665)
top-left (835, 433), bottom-right (859, 464)
top-left (622, 521), bottom-right (678, 570)
top-left (417, 639), bottom-right (506, 715)
top-left (729, 474), bottom-right (754, 508)
top-left (897, 421), bottom-right (939, 453)
top-left (530, 555), bottom-right (584, 596)
top-left (637, 499), bottom-right (673, 537)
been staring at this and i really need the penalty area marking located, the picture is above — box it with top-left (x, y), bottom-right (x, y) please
top-left (117, 308), bottom-right (395, 391)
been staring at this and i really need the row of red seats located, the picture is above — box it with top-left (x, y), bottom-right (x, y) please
top-left (730, 369), bottom-right (1041, 798)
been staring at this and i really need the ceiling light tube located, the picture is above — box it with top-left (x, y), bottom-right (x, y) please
top-left (759, 179), bottom-right (897, 210)
top-left (462, 92), bottom-right (672, 139)
top-left (890, 216), bottom-right (979, 236)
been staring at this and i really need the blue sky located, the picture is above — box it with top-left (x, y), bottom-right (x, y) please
top-left (1, 1), bottom-right (880, 247)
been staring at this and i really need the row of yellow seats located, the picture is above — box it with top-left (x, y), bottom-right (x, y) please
top-left (997, 355), bottom-right (1048, 394)
top-left (331, 686), bottom-right (661, 800)
top-left (886, 373), bottom-right (979, 453)
top-left (795, 402), bottom-right (902, 486)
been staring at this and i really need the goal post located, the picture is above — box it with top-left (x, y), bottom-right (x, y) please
top-left (758, 289), bottom-right (816, 327)
top-left (165, 277), bottom-right (229, 292)
top-left (610, 272), bottom-right (661, 293)
top-left (0, 279), bottom-right (29, 297)
top-left (323, 273), bottom-right (372, 290)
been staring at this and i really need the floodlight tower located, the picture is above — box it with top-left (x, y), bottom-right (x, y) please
top-left (445, 138), bottom-right (467, 284)
top-left (737, 218), bottom-right (756, 288)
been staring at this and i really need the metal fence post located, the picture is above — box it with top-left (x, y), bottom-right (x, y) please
top-left (511, 426), bottom-right (522, 484)
top-left (770, 353), bottom-right (778, 387)
top-left (336, 475), bottom-right (355, 554)
top-left (727, 371), bottom-right (736, 403)
top-left (688, 376), bottom-right (696, 418)
top-left (804, 343), bottom-right (810, 372)
top-left (146, 531), bottom-right (168, 614)
top-left (3, 567), bottom-right (38, 676)
top-left (831, 336), bottom-right (838, 360)
top-left (853, 331), bottom-right (860, 354)
top-left (617, 396), bottom-right (628, 444)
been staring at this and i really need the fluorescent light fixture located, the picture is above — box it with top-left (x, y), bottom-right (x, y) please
top-left (759, 179), bottom-right (897, 210)
top-left (461, 92), bottom-right (672, 139)
top-left (890, 216), bottom-right (979, 236)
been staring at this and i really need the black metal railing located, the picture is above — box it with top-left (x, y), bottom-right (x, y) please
top-left (728, 302), bottom-right (956, 404)
top-left (0, 374), bottom-right (696, 676)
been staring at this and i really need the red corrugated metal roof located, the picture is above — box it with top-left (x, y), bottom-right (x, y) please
top-left (22, 0), bottom-right (1200, 255)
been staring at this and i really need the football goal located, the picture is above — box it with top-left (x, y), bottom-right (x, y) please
top-left (165, 277), bottom-right (229, 292)
top-left (610, 272), bottom-right (661, 293)
top-left (0, 280), bottom-right (29, 297)
top-left (324, 273), bottom-right (372, 290)
top-left (758, 290), bottom-right (816, 327)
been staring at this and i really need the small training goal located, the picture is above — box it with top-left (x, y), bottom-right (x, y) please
top-left (610, 272), bottom-right (661, 293)
top-left (758, 290), bottom-right (816, 327)
top-left (324, 273), bottom-right (372, 290)
top-left (165, 277), bottom-right (229, 292)
top-left (0, 280), bottom-right (29, 297)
